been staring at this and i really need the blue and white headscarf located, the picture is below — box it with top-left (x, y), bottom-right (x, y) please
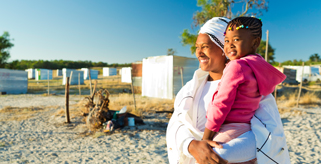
top-left (199, 17), bottom-right (230, 51)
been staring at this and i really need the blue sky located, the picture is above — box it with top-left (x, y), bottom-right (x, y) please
top-left (1, 0), bottom-right (320, 64)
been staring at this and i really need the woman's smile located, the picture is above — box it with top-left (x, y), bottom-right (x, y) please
top-left (198, 56), bottom-right (209, 63)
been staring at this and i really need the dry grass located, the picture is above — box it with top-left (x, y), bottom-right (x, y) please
top-left (28, 75), bottom-right (133, 94)
top-left (277, 91), bottom-right (321, 108)
top-left (109, 93), bottom-right (174, 116)
top-left (92, 132), bottom-right (106, 138)
top-left (0, 106), bottom-right (44, 121)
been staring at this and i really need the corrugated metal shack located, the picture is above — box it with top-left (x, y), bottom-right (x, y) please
top-left (35, 69), bottom-right (53, 80)
top-left (283, 66), bottom-right (320, 82)
top-left (142, 55), bottom-right (199, 99)
top-left (275, 67), bottom-right (297, 84)
top-left (62, 68), bottom-right (84, 85)
top-left (132, 61), bottom-right (142, 87)
top-left (81, 68), bottom-right (99, 80)
top-left (25, 68), bottom-right (35, 79)
top-left (0, 69), bottom-right (28, 94)
top-left (121, 67), bottom-right (132, 83)
top-left (103, 67), bottom-right (117, 76)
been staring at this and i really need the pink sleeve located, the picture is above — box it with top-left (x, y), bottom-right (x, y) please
top-left (205, 61), bottom-right (246, 132)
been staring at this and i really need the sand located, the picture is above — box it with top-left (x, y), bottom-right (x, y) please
top-left (0, 94), bottom-right (320, 164)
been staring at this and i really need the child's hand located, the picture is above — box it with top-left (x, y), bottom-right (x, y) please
top-left (205, 140), bottom-right (223, 149)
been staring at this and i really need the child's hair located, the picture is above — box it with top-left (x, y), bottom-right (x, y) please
top-left (227, 17), bottom-right (263, 38)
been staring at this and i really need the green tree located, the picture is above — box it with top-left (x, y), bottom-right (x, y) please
top-left (256, 40), bottom-right (275, 63)
top-left (181, 0), bottom-right (268, 54)
top-left (309, 53), bottom-right (320, 62)
top-left (167, 48), bottom-right (176, 56)
top-left (0, 32), bottom-right (14, 67)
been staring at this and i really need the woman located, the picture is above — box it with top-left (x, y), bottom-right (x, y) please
top-left (166, 17), bottom-right (290, 164)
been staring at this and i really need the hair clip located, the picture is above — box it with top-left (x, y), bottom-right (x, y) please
top-left (251, 15), bottom-right (256, 18)
top-left (246, 26), bottom-right (249, 28)
top-left (236, 24), bottom-right (244, 30)
top-left (224, 32), bottom-right (226, 36)
top-left (258, 18), bottom-right (262, 21)
top-left (228, 27), bottom-right (231, 31)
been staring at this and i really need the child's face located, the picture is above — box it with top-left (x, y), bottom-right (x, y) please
top-left (224, 25), bottom-right (259, 60)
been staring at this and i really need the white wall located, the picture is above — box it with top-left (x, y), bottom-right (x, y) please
top-left (35, 69), bottom-right (52, 80)
top-left (121, 67), bottom-right (132, 83)
top-left (103, 67), bottom-right (117, 76)
top-left (142, 55), bottom-right (199, 99)
top-left (81, 68), bottom-right (99, 80)
top-left (0, 69), bottom-right (28, 94)
top-left (283, 66), bottom-right (319, 82)
top-left (62, 68), bottom-right (84, 85)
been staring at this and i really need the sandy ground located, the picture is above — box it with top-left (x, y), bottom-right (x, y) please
top-left (0, 94), bottom-right (320, 164)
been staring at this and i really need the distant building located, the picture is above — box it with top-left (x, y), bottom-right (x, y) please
top-left (283, 66), bottom-right (320, 82)
top-left (131, 61), bottom-right (142, 87)
top-left (81, 68), bottom-right (99, 80)
top-left (121, 67), bottom-right (132, 83)
top-left (56, 69), bottom-right (63, 76)
top-left (25, 68), bottom-right (35, 79)
top-left (35, 69), bottom-right (52, 80)
top-left (62, 68), bottom-right (84, 85)
top-left (103, 67), bottom-right (117, 76)
top-left (142, 55), bottom-right (199, 99)
top-left (0, 69), bottom-right (28, 94)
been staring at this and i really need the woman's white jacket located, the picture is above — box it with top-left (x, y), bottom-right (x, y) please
top-left (166, 68), bottom-right (291, 164)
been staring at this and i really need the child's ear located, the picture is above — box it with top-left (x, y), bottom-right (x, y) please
top-left (252, 37), bottom-right (261, 49)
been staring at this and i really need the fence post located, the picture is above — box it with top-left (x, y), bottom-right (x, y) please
top-left (78, 73), bottom-right (81, 98)
top-left (180, 67), bottom-right (184, 87)
top-left (48, 70), bottom-right (50, 95)
top-left (69, 71), bottom-right (73, 85)
top-left (131, 72), bottom-right (137, 111)
top-left (89, 68), bottom-right (92, 96)
top-left (296, 62), bottom-right (305, 107)
top-left (65, 77), bottom-right (70, 123)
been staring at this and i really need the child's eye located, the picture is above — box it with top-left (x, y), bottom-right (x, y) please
top-left (225, 40), bottom-right (229, 43)
top-left (234, 39), bottom-right (239, 41)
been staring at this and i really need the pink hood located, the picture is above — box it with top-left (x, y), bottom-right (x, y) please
top-left (241, 54), bottom-right (286, 96)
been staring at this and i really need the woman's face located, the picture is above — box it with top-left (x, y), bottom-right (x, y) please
top-left (195, 33), bottom-right (226, 73)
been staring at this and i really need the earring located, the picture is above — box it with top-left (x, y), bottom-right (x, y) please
top-left (222, 52), bottom-right (225, 56)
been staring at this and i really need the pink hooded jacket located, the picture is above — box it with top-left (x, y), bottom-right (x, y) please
top-left (205, 54), bottom-right (286, 132)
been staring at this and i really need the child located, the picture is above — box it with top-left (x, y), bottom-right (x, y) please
top-left (202, 17), bottom-right (286, 162)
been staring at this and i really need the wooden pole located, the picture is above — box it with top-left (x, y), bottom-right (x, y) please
top-left (296, 62), bottom-right (305, 107)
top-left (78, 73), bottom-right (81, 97)
top-left (130, 72), bottom-right (137, 111)
top-left (48, 70), bottom-right (50, 96)
top-left (65, 77), bottom-right (70, 123)
top-left (88, 68), bottom-right (92, 96)
top-left (91, 80), bottom-right (97, 98)
top-left (265, 30), bottom-right (269, 62)
top-left (180, 67), bottom-right (184, 87)
top-left (69, 71), bottom-right (73, 85)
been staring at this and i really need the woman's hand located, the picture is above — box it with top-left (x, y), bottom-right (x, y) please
top-left (188, 140), bottom-right (228, 164)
